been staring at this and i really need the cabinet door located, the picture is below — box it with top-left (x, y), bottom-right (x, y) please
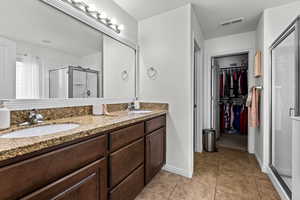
top-left (21, 158), bottom-right (107, 200)
top-left (145, 128), bottom-right (166, 184)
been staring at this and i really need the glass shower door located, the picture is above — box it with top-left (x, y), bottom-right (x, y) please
top-left (72, 69), bottom-right (87, 98)
top-left (271, 27), bottom-right (296, 197)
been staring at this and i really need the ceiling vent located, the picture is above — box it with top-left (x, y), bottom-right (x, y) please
top-left (220, 17), bottom-right (244, 26)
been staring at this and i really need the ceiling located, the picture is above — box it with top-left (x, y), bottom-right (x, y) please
top-left (113, 0), bottom-right (299, 39)
top-left (0, 0), bottom-right (102, 57)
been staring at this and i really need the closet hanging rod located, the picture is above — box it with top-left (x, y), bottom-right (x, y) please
top-left (254, 86), bottom-right (263, 90)
top-left (218, 66), bottom-right (248, 70)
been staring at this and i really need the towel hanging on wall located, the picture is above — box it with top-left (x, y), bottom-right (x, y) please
top-left (254, 51), bottom-right (262, 77)
top-left (247, 88), bottom-right (260, 128)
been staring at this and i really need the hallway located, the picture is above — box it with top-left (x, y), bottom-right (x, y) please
top-left (136, 148), bottom-right (280, 200)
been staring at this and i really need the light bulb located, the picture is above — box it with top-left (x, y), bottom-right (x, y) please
top-left (100, 12), bottom-right (107, 19)
top-left (88, 4), bottom-right (97, 12)
top-left (111, 18), bottom-right (117, 25)
top-left (118, 24), bottom-right (124, 30)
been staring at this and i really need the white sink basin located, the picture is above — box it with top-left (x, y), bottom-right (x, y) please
top-left (129, 110), bottom-right (152, 114)
top-left (0, 123), bottom-right (80, 139)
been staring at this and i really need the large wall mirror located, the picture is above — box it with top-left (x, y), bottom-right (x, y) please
top-left (0, 0), bottom-right (136, 100)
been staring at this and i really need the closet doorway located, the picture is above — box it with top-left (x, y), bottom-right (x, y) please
top-left (211, 52), bottom-right (249, 151)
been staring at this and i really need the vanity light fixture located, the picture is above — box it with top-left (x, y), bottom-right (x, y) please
top-left (61, 0), bottom-right (123, 34)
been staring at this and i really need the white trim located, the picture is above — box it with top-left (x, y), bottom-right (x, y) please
top-left (267, 166), bottom-right (290, 200)
top-left (5, 98), bottom-right (134, 111)
top-left (255, 152), bottom-right (268, 173)
top-left (163, 164), bottom-right (192, 178)
top-left (40, 0), bottom-right (137, 49)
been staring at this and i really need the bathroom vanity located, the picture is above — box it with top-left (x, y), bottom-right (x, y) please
top-left (0, 111), bottom-right (167, 200)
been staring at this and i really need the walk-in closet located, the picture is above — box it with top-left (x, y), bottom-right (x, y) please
top-left (211, 53), bottom-right (249, 151)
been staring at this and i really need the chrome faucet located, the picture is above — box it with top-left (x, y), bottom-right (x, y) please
top-left (28, 109), bottom-right (44, 125)
top-left (128, 102), bottom-right (135, 111)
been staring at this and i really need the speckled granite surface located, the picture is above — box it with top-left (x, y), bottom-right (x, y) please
top-left (11, 106), bottom-right (92, 125)
top-left (0, 109), bottom-right (167, 162)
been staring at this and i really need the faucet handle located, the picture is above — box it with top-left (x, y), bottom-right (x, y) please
top-left (35, 113), bottom-right (44, 122)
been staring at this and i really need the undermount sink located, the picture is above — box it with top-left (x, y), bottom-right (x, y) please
top-left (0, 123), bottom-right (80, 139)
top-left (128, 110), bottom-right (153, 114)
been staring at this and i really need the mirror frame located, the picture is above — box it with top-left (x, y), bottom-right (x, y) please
top-left (3, 0), bottom-right (139, 109)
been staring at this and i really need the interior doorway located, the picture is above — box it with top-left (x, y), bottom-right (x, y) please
top-left (193, 40), bottom-right (201, 153)
top-left (211, 52), bottom-right (249, 151)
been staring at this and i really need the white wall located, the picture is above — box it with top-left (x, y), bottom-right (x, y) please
top-left (0, 37), bottom-right (16, 99)
top-left (84, 0), bottom-right (138, 44)
top-left (204, 31), bottom-right (256, 153)
top-left (191, 5), bottom-right (205, 153)
top-left (254, 15), bottom-right (265, 168)
top-left (139, 4), bottom-right (205, 177)
top-left (103, 35), bottom-right (135, 99)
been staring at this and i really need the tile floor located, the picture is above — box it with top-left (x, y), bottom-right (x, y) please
top-left (217, 134), bottom-right (247, 151)
top-left (136, 148), bottom-right (281, 200)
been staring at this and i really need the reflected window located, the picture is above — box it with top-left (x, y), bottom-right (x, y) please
top-left (16, 56), bottom-right (40, 99)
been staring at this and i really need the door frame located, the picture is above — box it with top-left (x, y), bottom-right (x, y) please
top-left (193, 40), bottom-right (201, 153)
top-left (269, 17), bottom-right (300, 199)
top-left (209, 50), bottom-right (255, 153)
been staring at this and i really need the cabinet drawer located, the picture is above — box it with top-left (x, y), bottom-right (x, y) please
top-left (110, 138), bottom-right (144, 188)
top-left (0, 135), bottom-right (107, 200)
top-left (21, 158), bottom-right (107, 200)
top-left (109, 165), bottom-right (144, 200)
top-left (145, 115), bottom-right (166, 134)
top-left (110, 123), bottom-right (144, 152)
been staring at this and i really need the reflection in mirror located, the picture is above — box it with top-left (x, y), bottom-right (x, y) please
top-left (0, 0), bottom-right (136, 100)
top-left (103, 35), bottom-right (136, 98)
top-left (0, 0), bottom-right (102, 99)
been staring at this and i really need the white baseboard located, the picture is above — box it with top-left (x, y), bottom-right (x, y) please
top-left (255, 153), bottom-right (267, 173)
top-left (163, 164), bottom-right (192, 178)
top-left (267, 166), bottom-right (290, 200)
top-left (254, 154), bottom-right (290, 200)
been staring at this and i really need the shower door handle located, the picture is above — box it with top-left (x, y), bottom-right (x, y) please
top-left (289, 108), bottom-right (295, 117)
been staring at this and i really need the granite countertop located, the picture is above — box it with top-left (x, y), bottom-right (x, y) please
top-left (0, 110), bottom-right (167, 162)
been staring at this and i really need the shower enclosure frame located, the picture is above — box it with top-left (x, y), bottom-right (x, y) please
top-left (269, 16), bottom-right (300, 199)
top-left (49, 66), bottom-right (100, 98)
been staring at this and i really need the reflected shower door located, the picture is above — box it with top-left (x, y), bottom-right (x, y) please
top-left (87, 72), bottom-right (98, 98)
top-left (271, 28), bottom-right (296, 196)
top-left (72, 69), bottom-right (87, 98)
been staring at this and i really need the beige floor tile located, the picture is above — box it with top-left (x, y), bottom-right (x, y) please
top-left (256, 177), bottom-right (281, 200)
top-left (170, 180), bottom-right (216, 200)
top-left (216, 174), bottom-right (260, 198)
top-left (135, 171), bottom-right (180, 200)
top-left (135, 148), bottom-right (281, 200)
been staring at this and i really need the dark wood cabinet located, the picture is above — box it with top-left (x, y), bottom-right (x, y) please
top-left (145, 115), bottom-right (166, 134)
top-left (109, 122), bottom-right (144, 152)
top-left (0, 114), bottom-right (166, 200)
top-left (145, 128), bottom-right (166, 184)
top-left (21, 158), bottom-right (107, 200)
top-left (109, 165), bottom-right (144, 200)
top-left (0, 135), bottom-right (107, 200)
top-left (109, 138), bottom-right (144, 188)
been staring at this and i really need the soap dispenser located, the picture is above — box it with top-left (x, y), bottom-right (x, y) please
top-left (0, 100), bottom-right (10, 130)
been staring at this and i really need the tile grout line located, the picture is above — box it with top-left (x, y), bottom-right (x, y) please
top-left (213, 157), bottom-right (221, 200)
top-left (167, 182), bottom-right (178, 200)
